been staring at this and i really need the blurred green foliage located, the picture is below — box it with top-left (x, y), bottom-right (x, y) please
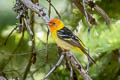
top-left (0, 0), bottom-right (120, 80)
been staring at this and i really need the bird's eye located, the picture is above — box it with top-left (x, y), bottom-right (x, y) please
top-left (52, 22), bottom-right (56, 25)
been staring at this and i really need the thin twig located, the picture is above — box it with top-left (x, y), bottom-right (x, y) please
top-left (82, 0), bottom-right (90, 37)
top-left (24, 18), bottom-right (33, 36)
top-left (48, 0), bottom-right (51, 18)
top-left (3, 26), bottom-right (17, 46)
top-left (45, 0), bottom-right (51, 63)
top-left (42, 52), bottom-right (65, 80)
top-left (70, 63), bottom-right (73, 80)
top-left (46, 0), bottom-right (61, 18)
top-left (86, 49), bottom-right (90, 72)
top-left (45, 29), bottom-right (50, 63)
top-left (82, 0), bottom-right (90, 73)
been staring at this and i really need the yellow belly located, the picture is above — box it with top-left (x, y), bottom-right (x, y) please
top-left (55, 37), bottom-right (84, 54)
top-left (51, 32), bottom-right (74, 50)
top-left (55, 37), bottom-right (74, 50)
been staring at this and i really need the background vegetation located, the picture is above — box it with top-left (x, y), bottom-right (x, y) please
top-left (0, 0), bottom-right (120, 80)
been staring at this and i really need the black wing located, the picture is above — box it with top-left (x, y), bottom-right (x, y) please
top-left (57, 27), bottom-right (87, 53)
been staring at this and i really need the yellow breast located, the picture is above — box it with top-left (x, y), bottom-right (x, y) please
top-left (51, 31), bottom-right (74, 50)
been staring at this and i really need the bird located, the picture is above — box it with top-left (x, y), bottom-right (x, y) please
top-left (48, 18), bottom-right (95, 63)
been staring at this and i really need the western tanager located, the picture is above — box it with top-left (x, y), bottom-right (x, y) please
top-left (48, 18), bottom-right (95, 63)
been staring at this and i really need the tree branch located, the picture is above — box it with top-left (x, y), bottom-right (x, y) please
top-left (72, 0), bottom-right (97, 25)
top-left (78, 0), bottom-right (111, 25)
top-left (86, 0), bottom-right (111, 25)
top-left (72, 0), bottom-right (111, 25)
top-left (20, 0), bottom-right (50, 24)
top-left (66, 51), bottom-right (92, 80)
top-left (94, 5), bottom-right (111, 25)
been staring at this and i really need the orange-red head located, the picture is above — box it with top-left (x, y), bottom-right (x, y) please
top-left (48, 19), bottom-right (64, 32)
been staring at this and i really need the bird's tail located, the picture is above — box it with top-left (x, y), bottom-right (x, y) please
top-left (85, 52), bottom-right (96, 64)
top-left (75, 47), bottom-right (96, 63)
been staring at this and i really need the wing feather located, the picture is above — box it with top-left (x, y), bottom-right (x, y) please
top-left (57, 27), bottom-right (87, 53)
